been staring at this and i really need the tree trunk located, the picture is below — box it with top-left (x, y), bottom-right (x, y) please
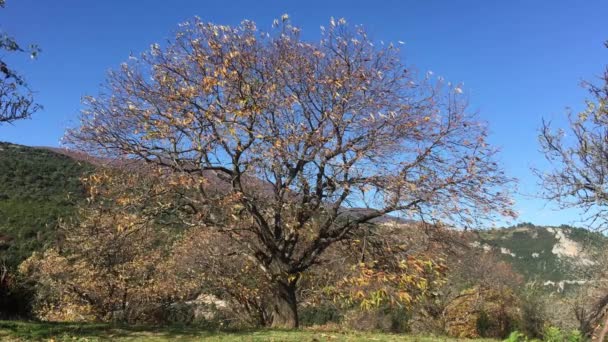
top-left (270, 280), bottom-right (299, 329)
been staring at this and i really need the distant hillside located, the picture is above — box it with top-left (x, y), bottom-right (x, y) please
top-left (1, 141), bottom-right (606, 290)
top-left (0, 142), bottom-right (93, 269)
top-left (473, 223), bottom-right (607, 289)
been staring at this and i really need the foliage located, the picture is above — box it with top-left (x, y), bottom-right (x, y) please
top-left (503, 328), bottom-right (584, 342)
top-left (299, 222), bottom-right (455, 333)
top-left (543, 326), bottom-right (565, 342)
top-left (418, 229), bottom-right (543, 338)
top-left (0, 1), bottom-right (41, 124)
top-left (19, 169), bottom-right (199, 323)
top-left (572, 256), bottom-right (608, 337)
top-left (299, 305), bottom-right (343, 327)
top-left (444, 286), bottom-right (522, 339)
top-left (477, 226), bottom-right (562, 281)
top-left (565, 329), bottom-right (583, 342)
top-left (330, 256), bottom-right (445, 311)
top-left (504, 330), bottom-right (527, 342)
top-left (448, 246), bottom-right (524, 292)
top-left (0, 144), bottom-right (593, 334)
top-left (519, 287), bottom-right (549, 338)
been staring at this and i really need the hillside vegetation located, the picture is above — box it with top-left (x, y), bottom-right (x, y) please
top-left (476, 224), bottom-right (607, 285)
top-left (1, 142), bottom-right (603, 288)
top-left (0, 142), bottom-right (92, 268)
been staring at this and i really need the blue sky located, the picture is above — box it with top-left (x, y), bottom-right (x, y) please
top-left (1, 0), bottom-right (607, 227)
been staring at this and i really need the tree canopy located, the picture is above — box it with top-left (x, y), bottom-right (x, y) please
top-left (66, 16), bottom-right (516, 328)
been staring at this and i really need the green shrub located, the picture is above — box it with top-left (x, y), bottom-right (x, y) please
top-left (388, 307), bottom-right (410, 333)
top-left (537, 326), bottom-right (584, 342)
top-left (299, 305), bottom-right (342, 327)
top-left (566, 329), bottom-right (583, 342)
top-left (543, 326), bottom-right (564, 342)
top-left (504, 330), bottom-right (526, 342)
top-left (503, 328), bottom-right (585, 342)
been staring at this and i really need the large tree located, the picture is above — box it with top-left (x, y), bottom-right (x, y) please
top-left (66, 16), bottom-right (515, 328)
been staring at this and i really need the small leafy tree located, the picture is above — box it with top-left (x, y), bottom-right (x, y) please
top-left (66, 16), bottom-right (515, 328)
top-left (20, 169), bottom-right (197, 323)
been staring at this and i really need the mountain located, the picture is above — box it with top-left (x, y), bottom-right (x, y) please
top-left (473, 223), bottom-right (607, 290)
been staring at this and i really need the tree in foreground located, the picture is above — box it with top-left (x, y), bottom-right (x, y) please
top-left (0, 0), bottom-right (41, 124)
top-left (66, 16), bottom-right (515, 328)
top-left (537, 42), bottom-right (608, 338)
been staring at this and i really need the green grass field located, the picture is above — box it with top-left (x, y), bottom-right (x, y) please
top-left (0, 321), bottom-right (495, 341)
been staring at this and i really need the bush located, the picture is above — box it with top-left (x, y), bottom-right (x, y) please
top-left (543, 326), bottom-right (564, 342)
top-left (299, 305), bottom-right (342, 327)
top-left (444, 286), bottom-right (522, 338)
top-left (520, 288), bottom-right (548, 338)
top-left (542, 326), bottom-right (584, 342)
top-left (504, 327), bottom-right (586, 342)
top-left (504, 330), bottom-right (527, 342)
top-left (566, 329), bottom-right (583, 342)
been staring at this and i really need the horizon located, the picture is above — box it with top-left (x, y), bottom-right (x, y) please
top-left (1, 0), bottom-right (607, 228)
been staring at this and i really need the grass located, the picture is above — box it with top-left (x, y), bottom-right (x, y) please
top-left (0, 320), bottom-right (497, 341)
